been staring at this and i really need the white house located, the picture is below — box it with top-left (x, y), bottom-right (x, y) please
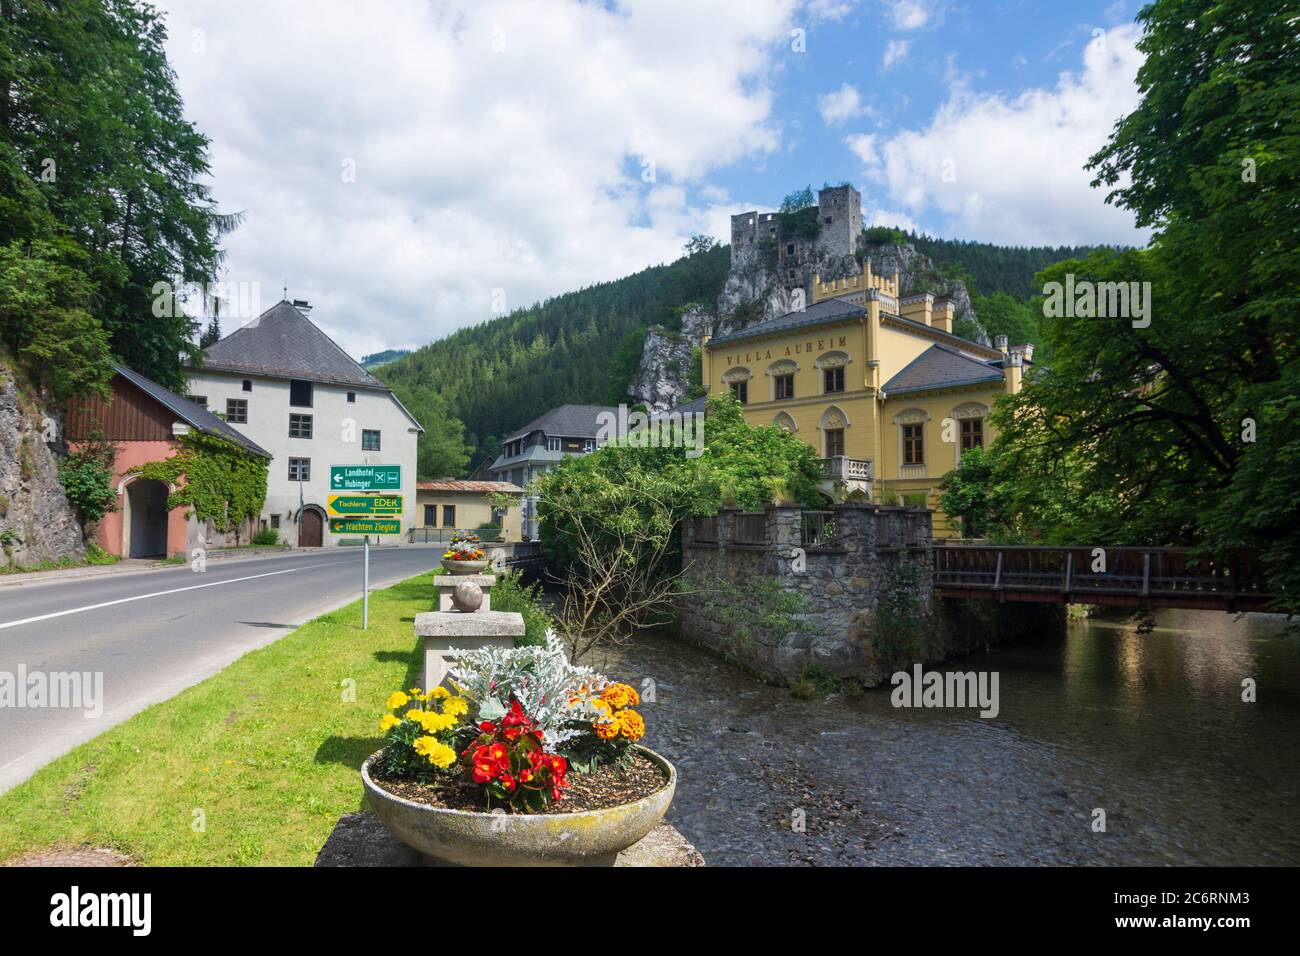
top-left (187, 299), bottom-right (422, 546)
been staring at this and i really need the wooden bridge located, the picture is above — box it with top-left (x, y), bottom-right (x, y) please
top-left (933, 545), bottom-right (1277, 612)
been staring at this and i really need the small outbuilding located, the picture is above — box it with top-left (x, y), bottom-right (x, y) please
top-left (414, 479), bottom-right (523, 541)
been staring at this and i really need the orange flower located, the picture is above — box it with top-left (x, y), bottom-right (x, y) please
top-left (594, 719), bottom-right (620, 740)
top-left (601, 682), bottom-right (639, 710)
top-left (618, 709), bottom-right (645, 741)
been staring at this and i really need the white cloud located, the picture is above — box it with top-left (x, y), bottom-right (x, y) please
top-left (885, 0), bottom-right (937, 31)
top-left (850, 25), bottom-right (1150, 245)
top-left (883, 38), bottom-right (910, 70)
top-left (817, 82), bottom-right (873, 125)
top-left (159, 0), bottom-right (800, 356)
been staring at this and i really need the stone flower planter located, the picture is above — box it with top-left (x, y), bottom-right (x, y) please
top-left (361, 747), bottom-right (676, 867)
top-left (441, 558), bottom-right (489, 575)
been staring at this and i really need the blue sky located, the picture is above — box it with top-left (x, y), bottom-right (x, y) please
top-left (159, 0), bottom-right (1150, 355)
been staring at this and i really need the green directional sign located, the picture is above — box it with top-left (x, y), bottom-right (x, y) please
top-left (330, 464), bottom-right (401, 491)
top-left (329, 517), bottom-right (401, 535)
top-left (328, 494), bottom-right (403, 516)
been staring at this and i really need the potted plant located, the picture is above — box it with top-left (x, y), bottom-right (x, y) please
top-left (362, 633), bottom-right (676, 866)
top-left (441, 529), bottom-right (489, 574)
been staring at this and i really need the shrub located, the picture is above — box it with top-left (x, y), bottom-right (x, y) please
top-left (490, 571), bottom-right (552, 647)
top-left (250, 527), bottom-right (281, 546)
top-left (58, 434), bottom-right (117, 526)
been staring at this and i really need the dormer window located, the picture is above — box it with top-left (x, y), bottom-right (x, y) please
top-left (289, 379), bottom-right (313, 408)
top-left (547, 437), bottom-right (561, 452)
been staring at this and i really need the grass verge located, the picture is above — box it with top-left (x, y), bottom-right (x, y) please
top-left (0, 569), bottom-right (436, 866)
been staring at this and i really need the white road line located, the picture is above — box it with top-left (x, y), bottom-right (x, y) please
top-left (0, 562), bottom-right (342, 631)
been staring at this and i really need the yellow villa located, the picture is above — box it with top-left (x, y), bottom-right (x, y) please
top-left (701, 264), bottom-right (1034, 537)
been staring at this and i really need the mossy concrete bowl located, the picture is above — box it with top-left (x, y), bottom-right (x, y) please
top-left (362, 747), bottom-right (676, 867)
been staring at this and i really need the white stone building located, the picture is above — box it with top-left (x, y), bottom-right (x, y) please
top-left (186, 299), bottom-right (422, 546)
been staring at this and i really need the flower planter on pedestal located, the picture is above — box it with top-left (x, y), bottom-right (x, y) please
top-left (441, 558), bottom-right (489, 575)
top-left (361, 746), bottom-right (677, 867)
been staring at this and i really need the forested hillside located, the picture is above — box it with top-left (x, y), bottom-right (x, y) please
top-left (862, 227), bottom-right (1114, 299)
top-left (377, 244), bottom-right (729, 465)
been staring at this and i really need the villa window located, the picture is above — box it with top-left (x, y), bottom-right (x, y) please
top-left (191, 395), bottom-right (207, 407)
top-left (242, 379), bottom-right (252, 392)
top-left (270, 514), bottom-right (280, 529)
top-left (583, 439), bottom-right (596, 452)
top-left (823, 366), bottom-right (845, 394)
top-left (960, 417), bottom-right (984, 453)
top-left (347, 391), bottom-right (356, 403)
top-left (825, 428), bottom-right (845, 458)
top-left (774, 373), bottom-right (795, 401)
top-left (288, 457), bottom-right (310, 481)
top-left (730, 380), bottom-right (748, 404)
top-left (362, 429), bottom-right (381, 451)
top-left (289, 413), bottom-right (313, 439)
top-left (226, 398), bottom-right (248, 423)
top-left (903, 424), bottom-right (924, 465)
top-left (547, 437), bottom-right (561, 451)
top-left (442, 505), bottom-right (455, 527)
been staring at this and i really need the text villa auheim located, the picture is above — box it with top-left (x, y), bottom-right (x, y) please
top-left (723, 334), bottom-right (850, 367)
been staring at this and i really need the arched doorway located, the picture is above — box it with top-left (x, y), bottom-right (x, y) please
top-left (124, 478), bottom-right (169, 558)
top-left (298, 506), bottom-right (324, 547)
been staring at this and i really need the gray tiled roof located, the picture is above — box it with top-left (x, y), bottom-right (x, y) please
top-left (197, 300), bottom-right (385, 389)
top-left (114, 365), bottom-right (271, 458)
top-left (503, 403), bottom-right (619, 443)
top-left (882, 344), bottom-right (1006, 395)
top-left (667, 395), bottom-right (708, 416)
top-left (708, 298), bottom-right (866, 346)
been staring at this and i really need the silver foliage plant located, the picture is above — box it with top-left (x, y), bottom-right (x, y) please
top-left (448, 630), bottom-right (609, 748)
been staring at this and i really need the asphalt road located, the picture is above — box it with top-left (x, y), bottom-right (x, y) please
top-left (0, 546), bottom-right (440, 794)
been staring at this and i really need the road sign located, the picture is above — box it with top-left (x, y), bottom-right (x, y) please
top-left (329, 517), bottom-right (401, 535)
top-left (330, 464), bottom-right (401, 491)
top-left (328, 494), bottom-right (403, 516)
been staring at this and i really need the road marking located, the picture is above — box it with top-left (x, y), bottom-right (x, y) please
top-left (0, 562), bottom-right (343, 631)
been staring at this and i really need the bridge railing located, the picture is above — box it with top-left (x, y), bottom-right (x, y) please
top-left (933, 545), bottom-right (1273, 608)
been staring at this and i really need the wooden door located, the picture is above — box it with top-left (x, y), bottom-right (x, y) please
top-left (299, 508), bottom-right (323, 547)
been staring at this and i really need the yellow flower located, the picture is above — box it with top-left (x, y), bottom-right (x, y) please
top-left (618, 709), bottom-right (645, 742)
top-left (408, 687), bottom-right (423, 697)
top-left (442, 696), bottom-right (469, 717)
top-left (386, 691), bottom-right (410, 710)
top-left (590, 697), bottom-right (611, 716)
top-left (431, 686), bottom-right (451, 700)
top-left (413, 736), bottom-right (457, 769)
top-left (407, 709), bottom-right (457, 734)
top-left (379, 714), bottom-right (400, 733)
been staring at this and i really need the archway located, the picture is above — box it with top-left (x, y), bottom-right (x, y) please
top-left (298, 505), bottom-right (325, 547)
top-left (124, 478), bottom-right (169, 558)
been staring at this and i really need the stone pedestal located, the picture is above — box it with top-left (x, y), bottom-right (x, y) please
top-left (435, 574), bottom-right (496, 612)
top-left (414, 609), bottom-right (524, 691)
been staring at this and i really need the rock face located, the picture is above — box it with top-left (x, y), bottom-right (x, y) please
top-left (626, 184), bottom-right (985, 409)
top-left (0, 366), bottom-right (86, 568)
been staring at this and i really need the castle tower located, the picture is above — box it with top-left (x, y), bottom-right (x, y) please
top-left (815, 184), bottom-right (862, 259)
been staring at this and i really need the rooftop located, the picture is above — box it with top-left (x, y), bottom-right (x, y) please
top-left (881, 344), bottom-right (1006, 396)
top-left (114, 365), bottom-right (271, 458)
top-left (708, 298), bottom-right (866, 347)
top-left (503, 403), bottom-right (618, 443)
top-left (416, 479), bottom-right (523, 494)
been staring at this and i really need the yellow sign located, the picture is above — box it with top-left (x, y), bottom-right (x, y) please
top-left (328, 494), bottom-right (403, 516)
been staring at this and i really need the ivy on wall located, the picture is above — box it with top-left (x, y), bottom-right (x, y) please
top-left (129, 432), bottom-right (268, 533)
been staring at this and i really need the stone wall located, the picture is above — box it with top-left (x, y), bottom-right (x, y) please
top-left (678, 504), bottom-right (934, 684)
top-left (0, 367), bottom-right (86, 567)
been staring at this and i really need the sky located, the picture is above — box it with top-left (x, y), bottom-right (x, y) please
top-left (157, 0), bottom-right (1151, 359)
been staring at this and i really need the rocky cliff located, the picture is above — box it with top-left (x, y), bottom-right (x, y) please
top-left (0, 365), bottom-right (86, 567)
top-left (628, 234), bottom-right (986, 411)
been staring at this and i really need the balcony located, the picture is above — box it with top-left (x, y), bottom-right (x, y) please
top-left (817, 456), bottom-right (873, 482)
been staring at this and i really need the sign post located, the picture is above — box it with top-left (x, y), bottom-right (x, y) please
top-left (330, 466), bottom-right (404, 631)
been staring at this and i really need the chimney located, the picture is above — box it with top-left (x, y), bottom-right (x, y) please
top-left (900, 291), bottom-right (935, 327)
top-left (292, 298), bottom-right (312, 315)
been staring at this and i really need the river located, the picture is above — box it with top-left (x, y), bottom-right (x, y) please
top-left (591, 608), bottom-right (1300, 866)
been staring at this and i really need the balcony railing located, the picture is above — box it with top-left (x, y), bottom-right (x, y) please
top-left (818, 456), bottom-right (873, 482)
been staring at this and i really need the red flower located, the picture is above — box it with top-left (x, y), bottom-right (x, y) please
top-left (499, 772), bottom-right (517, 792)
top-left (479, 721), bottom-right (496, 734)
top-left (549, 754), bottom-right (567, 777)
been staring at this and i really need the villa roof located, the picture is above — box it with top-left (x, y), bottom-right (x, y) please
top-left (708, 298), bottom-right (865, 347)
top-left (197, 300), bottom-right (386, 390)
top-left (882, 344), bottom-right (1006, 396)
top-left (114, 365), bottom-right (271, 458)
top-left (503, 403), bottom-right (618, 443)
top-left (416, 479), bottom-right (523, 494)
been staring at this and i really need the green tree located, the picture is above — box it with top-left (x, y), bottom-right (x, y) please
top-left (0, 0), bottom-right (237, 390)
top-left (391, 384), bottom-right (471, 479)
top-left (990, 0), bottom-right (1300, 605)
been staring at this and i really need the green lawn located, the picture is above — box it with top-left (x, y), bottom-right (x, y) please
top-left (0, 570), bottom-right (435, 866)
